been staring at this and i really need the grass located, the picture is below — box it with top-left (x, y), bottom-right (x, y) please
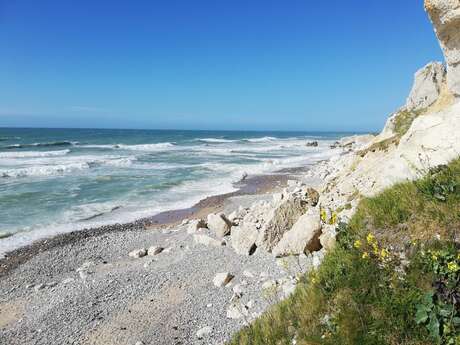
top-left (230, 158), bottom-right (460, 345)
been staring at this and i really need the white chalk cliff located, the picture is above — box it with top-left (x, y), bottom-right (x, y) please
top-left (311, 0), bottom-right (460, 216)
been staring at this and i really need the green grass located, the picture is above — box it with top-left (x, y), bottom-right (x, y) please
top-left (230, 158), bottom-right (460, 345)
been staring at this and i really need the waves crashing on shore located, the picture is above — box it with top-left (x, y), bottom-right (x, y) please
top-left (0, 128), bottom-right (348, 257)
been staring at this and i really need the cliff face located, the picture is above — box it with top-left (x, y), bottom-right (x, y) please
top-left (425, 0), bottom-right (460, 96)
top-left (313, 2), bottom-right (460, 217)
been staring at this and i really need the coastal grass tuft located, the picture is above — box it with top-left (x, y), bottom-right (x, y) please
top-left (230, 158), bottom-right (460, 345)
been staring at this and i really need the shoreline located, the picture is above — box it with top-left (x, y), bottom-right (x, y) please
top-left (0, 166), bottom-right (310, 278)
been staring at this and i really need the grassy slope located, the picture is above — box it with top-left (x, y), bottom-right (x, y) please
top-left (230, 158), bottom-right (460, 345)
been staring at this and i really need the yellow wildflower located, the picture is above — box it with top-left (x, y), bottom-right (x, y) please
top-left (353, 240), bottom-right (362, 249)
top-left (366, 233), bottom-right (376, 244)
top-left (380, 248), bottom-right (389, 259)
top-left (362, 252), bottom-right (369, 259)
top-left (311, 277), bottom-right (317, 284)
top-left (372, 242), bottom-right (379, 255)
top-left (447, 261), bottom-right (460, 272)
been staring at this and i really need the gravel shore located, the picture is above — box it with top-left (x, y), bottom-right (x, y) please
top-left (0, 170), bottom-right (312, 345)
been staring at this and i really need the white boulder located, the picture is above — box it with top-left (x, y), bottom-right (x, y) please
top-left (196, 326), bottom-right (212, 339)
top-left (272, 209), bottom-right (322, 257)
top-left (193, 234), bottom-right (224, 247)
top-left (213, 272), bottom-right (234, 287)
top-left (231, 225), bottom-right (258, 255)
top-left (128, 248), bottom-right (147, 258)
top-left (207, 213), bottom-right (233, 238)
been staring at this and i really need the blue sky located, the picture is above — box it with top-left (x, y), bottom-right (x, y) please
top-left (0, 0), bottom-right (443, 131)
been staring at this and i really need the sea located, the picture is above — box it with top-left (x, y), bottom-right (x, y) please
top-left (0, 128), bottom-right (349, 257)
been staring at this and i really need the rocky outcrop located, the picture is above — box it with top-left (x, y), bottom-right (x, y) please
top-left (272, 208), bottom-right (322, 257)
top-left (406, 61), bottom-right (446, 110)
top-left (425, 0), bottom-right (460, 96)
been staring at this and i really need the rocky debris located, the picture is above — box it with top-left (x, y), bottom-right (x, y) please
top-left (128, 248), bottom-right (147, 258)
top-left (272, 209), bottom-right (322, 257)
top-left (187, 219), bottom-right (207, 234)
top-left (193, 234), bottom-right (225, 247)
top-left (425, 0), bottom-right (460, 96)
top-left (231, 225), bottom-right (258, 255)
top-left (306, 141), bottom-right (318, 147)
top-left (304, 187), bottom-right (320, 206)
top-left (213, 272), bottom-right (234, 287)
top-left (196, 326), bottom-right (213, 339)
top-left (147, 246), bottom-right (164, 256)
top-left (406, 61), bottom-right (446, 110)
top-left (207, 213), bottom-right (233, 238)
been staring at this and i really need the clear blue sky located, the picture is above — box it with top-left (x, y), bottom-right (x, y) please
top-left (0, 0), bottom-right (443, 132)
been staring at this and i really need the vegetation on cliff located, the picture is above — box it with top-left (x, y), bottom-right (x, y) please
top-left (230, 158), bottom-right (460, 345)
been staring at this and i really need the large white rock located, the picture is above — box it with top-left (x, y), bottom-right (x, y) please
top-left (257, 193), bottom-right (310, 251)
top-left (406, 62), bottom-right (446, 110)
top-left (207, 213), bottom-right (232, 238)
top-left (213, 272), bottom-right (234, 287)
top-left (272, 209), bottom-right (322, 257)
top-left (231, 225), bottom-right (258, 255)
top-left (425, 0), bottom-right (460, 96)
top-left (128, 248), bottom-right (147, 258)
top-left (187, 219), bottom-right (207, 234)
top-left (196, 326), bottom-right (212, 339)
top-left (193, 234), bottom-right (224, 247)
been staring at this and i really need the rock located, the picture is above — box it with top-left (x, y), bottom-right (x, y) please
top-left (227, 303), bottom-right (248, 319)
top-left (213, 272), bottom-right (234, 287)
top-left (231, 225), bottom-right (258, 255)
top-left (261, 280), bottom-right (277, 290)
top-left (425, 0), bottom-right (460, 96)
top-left (207, 213), bottom-right (232, 238)
top-left (34, 284), bottom-right (45, 292)
top-left (76, 261), bottom-right (95, 280)
top-left (319, 230), bottom-right (337, 251)
top-left (272, 193), bottom-right (283, 204)
top-left (306, 141), bottom-right (318, 147)
top-left (246, 300), bottom-right (255, 309)
top-left (272, 209), bottom-right (322, 257)
top-left (243, 270), bottom-right (255, 278)
top-left (128, 248), bottom-right (147, 258)
top-left (257, 194), bottom-right (310, 251)
top-left (135, 342), bottom-right (144, 345)
top-left (406, 62), bottom-right (446, 110)
top-left (196, 326), bottom-right (212, 339)
top-left (281, 279), bottom-right (297, 298)
top-left (187, 219), bottom-right (207, 234)
top-left (232, 284), bottom-right (244, 297)
top-left (206, 303), bottom-right (213, 308)
top-left (193, 234), bottom-right (224, 247)
top-left (304, 187), bottom-right (320, 206)
top-left (147, 246), bottom-right (163, 256)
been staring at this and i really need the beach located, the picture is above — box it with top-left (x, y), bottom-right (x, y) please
top-left (0, 163), bottom-right (320, 345)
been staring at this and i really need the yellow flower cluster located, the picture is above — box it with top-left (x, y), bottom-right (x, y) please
top-left (354, 233), bottom-right (391, 263)
top-left (447, 261), bottom-right (460, 272)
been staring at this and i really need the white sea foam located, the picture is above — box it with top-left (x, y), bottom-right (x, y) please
top-left (197, 138), bottom-right (239, 143)
top-left (244, 136), bottom-right (278, 142)
top-left (0, 149), bottom-right (70, 158)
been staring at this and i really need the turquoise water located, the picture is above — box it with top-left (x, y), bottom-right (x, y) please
top-left (0, 128), bottom-right (347, 255)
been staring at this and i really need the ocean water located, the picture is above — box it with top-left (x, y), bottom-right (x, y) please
top-left (0, 128), bottom-right (346, 256)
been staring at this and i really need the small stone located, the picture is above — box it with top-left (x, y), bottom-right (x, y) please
top-left (206, 303), bottom-right (213, 308)
top-left (194, 234), bottom-right (224, 247)
top-left (246, 300), bottom-right (255, 309)
top-left (232, 284), bottom-right (244, 296)
top-left (34, 284), bottom-right (45, 292)
top-left (227, 303), bottom-right (248, 319)
top-left (213, 272), bottom-right (234, 287)
top-left (62, 278), bottom-right (75, 284)
top-left (187, 219), bottom-right (207, 234)
top-left (243, 270), bottom-right (254, 278)
top-left (135, 342), bottom-right (144, 345)
top-left (196, 326), bottom-right (212, 339)
top-left (147, 246), bottom-right (163, 256)
top-left (128, 248), bottom-right (147, 258)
